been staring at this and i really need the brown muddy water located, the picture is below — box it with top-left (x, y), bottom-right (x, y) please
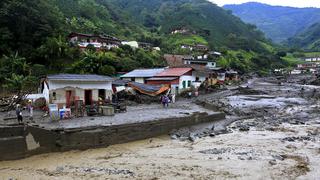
top-left (0, 123), bottom-right (319, 180)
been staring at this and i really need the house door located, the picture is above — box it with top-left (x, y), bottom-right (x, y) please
top-left (66, 90), bottom-right (72, 108)
top-left (85, 90), bottom-right (92, 105)
top-left (175, 86), bottom-right (179, 95)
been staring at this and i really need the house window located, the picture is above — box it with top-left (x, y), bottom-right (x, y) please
top-left (182, 81), bottom-right (186, 89)
top-left (188, 80), bottom-right (192, 87)
top-left (131, 77), bottom-right (135, 82)
top-left (196, 77), bottom-right (200, 82)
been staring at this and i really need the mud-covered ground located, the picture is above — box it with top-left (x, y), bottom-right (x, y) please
top-left (1, 75), bottom-right (320, 179)
top-left (0, 100), bottom-right (216, 130)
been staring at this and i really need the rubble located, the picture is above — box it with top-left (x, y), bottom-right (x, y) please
top-left (199, 148), bottom-right (229, 155)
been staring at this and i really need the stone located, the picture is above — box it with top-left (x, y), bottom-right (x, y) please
top-left (239, 125), bottom-right (250, 131)
top-left (199, 148), bottom-right (228, 155)
top-left (170, 134), bottom-right (178, 140)
top-left (272, 155), bottom-right (284, 161)
top-left (56, 166), bottom-right (64, 172)
top-left (269, 160), bottom-right (277, 166)
top-left (188, 134), bottom-right (196, 142)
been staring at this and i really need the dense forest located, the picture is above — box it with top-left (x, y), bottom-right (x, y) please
top-left (224, 2), bottom-right (320, 43)
top-left (0, 0), bottom-right (290, 93)
top-left (286, 23), bottom-right (320, 51)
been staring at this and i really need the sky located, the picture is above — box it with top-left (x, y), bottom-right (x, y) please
top-left (210, 0), bottom-right (320, 8)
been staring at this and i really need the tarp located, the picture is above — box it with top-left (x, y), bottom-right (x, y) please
top-left (128, 82), bottom-right (170, 96)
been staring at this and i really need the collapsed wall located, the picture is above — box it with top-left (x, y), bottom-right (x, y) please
top-left (0, 112), bottom-right (225, 161)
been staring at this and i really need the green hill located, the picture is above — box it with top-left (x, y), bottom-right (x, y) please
top-left (0, 0), bottom-right (288, 88)
top-left (0, 0), bottom-right (271, 55)
top-left (106, 0), bottom-right (268, 51)
top-left (286, 23), bottom-right (320, 51)
top-left (224, 2), bottom-right (320, 43)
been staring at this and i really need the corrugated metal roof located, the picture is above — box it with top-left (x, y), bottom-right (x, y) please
top-left (47, 74), bottom-right (113, 82)
top-left (147, 77), bottom-right (178, 81)
top-left (112, 79), bottom-right (130, 86)
top-left (121, 68), bottom-right (165, 78)
top-left (155, 68), bottom-right (193, 77)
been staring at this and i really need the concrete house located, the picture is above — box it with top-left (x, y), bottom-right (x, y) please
top-left (68, 32), bottom-right (121, 50)
top-left (43, 74), bottom-right (113, 108)
top-left (146, 68), bottom-right (195, 95)
top-left (163, 54), bottom-right (217, 87)
top-left (121, 41), bottom-right (139, 49)
top-left (183, 55), bottom-right (217, 69)
top-left (120, 68), bottom-right (165, 83)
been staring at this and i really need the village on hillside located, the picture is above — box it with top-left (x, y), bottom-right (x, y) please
top-left (0, 30), bottom-right (241, 124)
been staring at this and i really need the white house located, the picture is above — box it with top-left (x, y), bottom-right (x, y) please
top-left (183, 55), bottom-right (217, 69)
top-left (120, 68), bottom-right (165, 84)
top-left (43, 74), bottom-right (113, 108)
top-left (121, 41), bottom-right (139, 49)
top-left (146, 68), bottom-right (196, 95)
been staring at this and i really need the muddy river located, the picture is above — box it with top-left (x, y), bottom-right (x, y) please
top-left (1, 76), bottom-right (320, 180)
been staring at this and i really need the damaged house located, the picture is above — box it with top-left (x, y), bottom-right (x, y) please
top-left (146, 68), bottom-right (195, 95)
top-left (42, 74), bottom-right (113, 108)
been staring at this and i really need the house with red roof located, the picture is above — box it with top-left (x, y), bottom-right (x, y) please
top-left (146, 68), bottom-right (195, 95)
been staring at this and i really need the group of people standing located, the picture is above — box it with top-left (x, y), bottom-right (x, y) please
top-left (15, 100), bottom-right (33, 125)
top-left (160, 94), bottom-right (175, 108)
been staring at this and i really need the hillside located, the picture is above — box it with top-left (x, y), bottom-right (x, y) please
top-left (224, 2), bottom-right (320, 43)
top-left (105, 0), bottom-right (268, 50)
top-left (286, 23), bottom-right (320, 51)
top-left (0, 0), bottom-right (271, 56)
top-left (0, 0), bottom-right (289, 90)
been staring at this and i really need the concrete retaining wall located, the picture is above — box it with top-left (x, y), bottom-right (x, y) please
top-left (0, 112), bottom-right (225, 161)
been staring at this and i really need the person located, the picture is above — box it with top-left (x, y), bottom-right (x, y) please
top-left (16, 104), bottom-right (23, 124)
top-left (171, 94), bottom-right (176, 104)
top-left (161, 95), bottom-right (169, 108)
top-left (164, 95), bottom-right (169, 108)
top-left (161, 95), bottom-right (166, 108)
top-left (195, 90), bottom-right (199, 97)
top-left (188, 92), bottom-right (192, 98)
top-left (27, 100), bottom-right (33, 120)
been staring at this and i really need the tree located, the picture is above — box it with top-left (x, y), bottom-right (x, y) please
top-left (0, 52), bottom-right (30, 79)
top-left (98, 65), bottom-right (116, 75)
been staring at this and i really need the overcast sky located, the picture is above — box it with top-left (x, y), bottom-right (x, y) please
top-left (210, 0), bottom-right (320, 8)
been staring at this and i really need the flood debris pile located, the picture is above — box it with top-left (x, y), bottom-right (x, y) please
top-left (114, 81), bottom-right (170, 104)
